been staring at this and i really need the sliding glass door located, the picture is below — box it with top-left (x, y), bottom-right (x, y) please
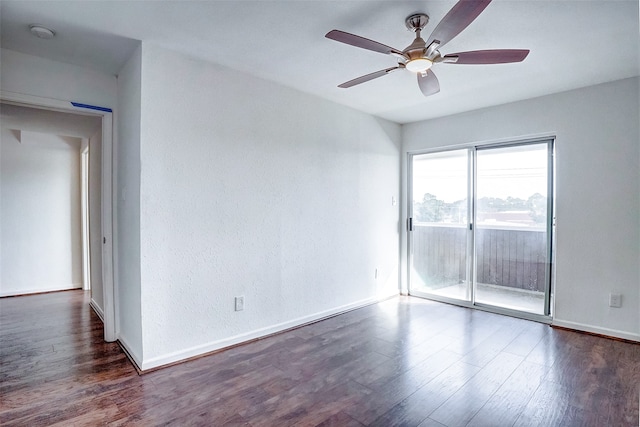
top-left (410, 149), bottom-right (472, 302)
top-left (474, 143), bottom-right (552, 315)
top-left (409, 140), bottom-right (554, 319)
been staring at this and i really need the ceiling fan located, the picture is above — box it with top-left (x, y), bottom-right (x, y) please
top-left (325, 0), bottom-right (529, 96)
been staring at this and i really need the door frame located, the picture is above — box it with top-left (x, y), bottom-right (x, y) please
top-left (1, 90), bottom-right (117, 342)
top-left (81, 142), bottom-right (91, 291)
top-left (406, 135), bottom-right (555, 323)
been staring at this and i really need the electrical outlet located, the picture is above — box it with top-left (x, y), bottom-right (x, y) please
top-left (609, 293), bottom-right (622, 308)
top-left (235, 296), bottom-right (244, 311)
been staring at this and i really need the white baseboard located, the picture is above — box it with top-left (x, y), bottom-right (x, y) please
top-left (0, 283), bottom-right (82, 297)
top-left (90, 299), bottom-right (105, 322)
top-left (140, 294), bottom-right (393, 371)
top-left (118, 333), bottom-right (143, 371)
top-left (552, 319), bottom-right (640, 342)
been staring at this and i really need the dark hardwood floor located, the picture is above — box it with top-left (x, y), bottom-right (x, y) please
top-left (1, 290), bottom-right (638, 426)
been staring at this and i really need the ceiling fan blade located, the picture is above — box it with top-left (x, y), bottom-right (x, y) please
top-left (338, 66), bottom-right (401, 88)
top-left (417, 71), bottom-right (440, 97)
top-left (427, 0), bottom-right (492, 49)
top-left (326, 30), bottom-right (404, 56)
top-left (443, 49), bottom-right (530, 64)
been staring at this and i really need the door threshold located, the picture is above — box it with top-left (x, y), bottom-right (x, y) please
top-left (409, 290), bottom-right (552, 324)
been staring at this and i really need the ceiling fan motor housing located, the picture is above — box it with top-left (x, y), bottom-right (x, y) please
top-left (405, 13), bottom-right (429, 31)
top-left (404, 14), bottom-right (431, 60)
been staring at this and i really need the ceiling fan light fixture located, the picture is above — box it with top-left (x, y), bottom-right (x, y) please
top-left (405, 58), bottom-right (433, 73)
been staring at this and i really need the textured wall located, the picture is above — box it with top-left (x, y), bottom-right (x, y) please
top-left (0, 49), bottom-right (117, 108)
top-left (115, 45), bottom-right (143, 364)
top-left (0, 128), bottom-right (82, 295)
top-left (138, 44), bottom-right (401, 368)
top-left (403, 77), bottom-right (640, 341)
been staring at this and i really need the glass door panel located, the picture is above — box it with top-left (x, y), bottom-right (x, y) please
top-left (410, 150), bottom-right (471, 301)
top-left (474, 143), bottom-right (551, 315)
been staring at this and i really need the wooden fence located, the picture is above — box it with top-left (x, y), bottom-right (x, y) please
top-left (413, 225), bottom-right (548, 292)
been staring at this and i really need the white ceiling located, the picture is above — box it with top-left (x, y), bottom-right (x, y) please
top-left (1, 1), bottom-right (638, 124)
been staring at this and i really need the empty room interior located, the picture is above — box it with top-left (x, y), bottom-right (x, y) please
top-left (0, 1), bottom-right (638, 426)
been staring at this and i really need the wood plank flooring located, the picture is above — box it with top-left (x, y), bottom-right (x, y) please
top-left (1, 290), bottom-right (638, 426)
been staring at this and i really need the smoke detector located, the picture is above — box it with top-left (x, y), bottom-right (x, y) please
top-left (29, 24), bottom-right (55, 40)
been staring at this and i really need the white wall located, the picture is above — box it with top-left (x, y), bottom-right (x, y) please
top-left (0, 128), bottom-right (83, 295)
top-left (1, 49), bottom-right (117, 108)
top-left (402, 77), bottom-right (640, 341)
top-left (138, 43), bottom-right (401, 369)
top-left (89, 127), bottom-right (104, 315)
top-left (116, 45), bottom-right (143, 364)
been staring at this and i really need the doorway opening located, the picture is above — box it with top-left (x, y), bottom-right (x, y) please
top-left (0, 91), bottom-right (116, 341)
top-left (408, 138), bottom-right (555, 321)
